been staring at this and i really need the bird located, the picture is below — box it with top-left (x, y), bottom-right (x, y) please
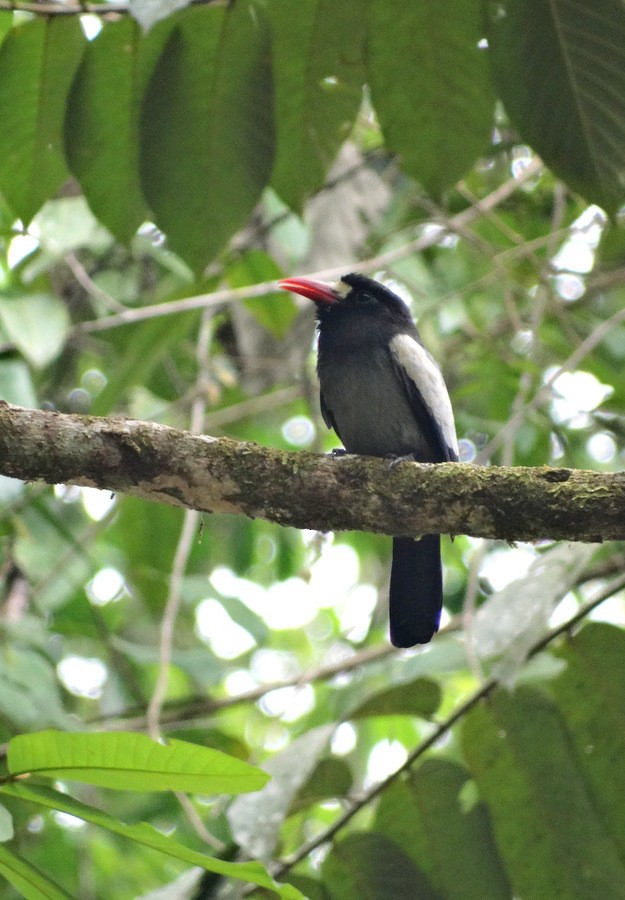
top-left (279, 272), bottom-right (458, 648)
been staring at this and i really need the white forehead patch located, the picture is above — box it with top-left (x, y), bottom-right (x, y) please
top-left (335, 279), bottom-right (353, 299)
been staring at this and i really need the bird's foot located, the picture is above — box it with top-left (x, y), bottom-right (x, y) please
top-left (387, 453), bottom-right (416, 470)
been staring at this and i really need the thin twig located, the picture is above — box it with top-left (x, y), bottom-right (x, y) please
top-left (64, 252), bottom-right (126, 314)
top-left (476, 300), bottom-right (625, 463)
top-left (147, 312), bottom-right (213, 739)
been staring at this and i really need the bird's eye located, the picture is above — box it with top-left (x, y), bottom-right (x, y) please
top-left (358, 293), bottom-right (376, 306)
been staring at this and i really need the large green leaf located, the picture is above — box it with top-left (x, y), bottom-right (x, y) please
top-left (0, 843), bottom-right (70, 899)
top-left (366, 0), bottom-right (494, 195)
top-left (140, 2), bottom-right (274, 273)
top-left (551, 623), bottom-right (625, 860)
top-left (0, 18), bottom-right (84, 223)
top-left (462, 687), bottom-right (625, 900)
top-left (65, 17), bottom-right (147, 244)
top-left (7, 730), bottom-right (269, 794)
top-left (375, 762), bottom-right (511, 900)
top-left (322, 832), bottom-right (441, 900)
top-left (269, 0), bottom-right (365, 212)
top-left (487, 0), bottom-right (625, 213)
top-left (0, 783), bottom-right (303, 899)
top-left (347, 676), bottom-right (441, 720)
top-left (227, 251), bottom-right (297, 338)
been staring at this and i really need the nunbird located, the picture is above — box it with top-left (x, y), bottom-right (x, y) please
top-left (279, 272), bottom-right (458, 648)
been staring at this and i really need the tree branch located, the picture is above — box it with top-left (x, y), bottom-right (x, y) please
top-left (0, 403), bottom-right (624, 543)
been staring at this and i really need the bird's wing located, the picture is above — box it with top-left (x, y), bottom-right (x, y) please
top-left (319, 390), bottom-right (343, 441)
top-left (390, 333), bottom-right (459, 462)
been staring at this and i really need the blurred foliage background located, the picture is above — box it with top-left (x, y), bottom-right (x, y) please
top-left (0, 0), bottom-right (625, 897)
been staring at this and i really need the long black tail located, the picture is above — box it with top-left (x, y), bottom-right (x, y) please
top-left (389, 535), bottom-right (442, 647)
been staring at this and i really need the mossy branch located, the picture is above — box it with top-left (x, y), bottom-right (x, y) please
top-left (0, 402), bottom-right (622, 543)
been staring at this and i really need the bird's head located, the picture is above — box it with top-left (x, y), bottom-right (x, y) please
top-left (279, 273), bottom-right (415, 332)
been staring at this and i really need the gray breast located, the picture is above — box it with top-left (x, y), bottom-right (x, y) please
top-left (318, 343), bottom-right (435, 460)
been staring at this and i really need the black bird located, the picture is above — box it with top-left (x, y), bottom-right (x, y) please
top-left (279, 272), bottom-right (458, 648)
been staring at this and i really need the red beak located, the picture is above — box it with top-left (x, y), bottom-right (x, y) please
top-left (278, 277), bottom-right (338, 305)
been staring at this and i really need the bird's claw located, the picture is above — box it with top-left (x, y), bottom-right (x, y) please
top-left (387, 453), bottom-right (416, 470)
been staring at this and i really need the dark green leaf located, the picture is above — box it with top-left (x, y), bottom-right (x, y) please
top-left (140, 3), bottom-right (274, 273)
top-left (290, 757), bottom-right (353, 815)
top-left (347, 676), bottom-right (441, 720)
top-left (322, 832), bottom-right (442, 900)
top-left (0, 18), bottom-right (84, 223)
top-left (8, 730), bottom-right (269, 794)
top-left (375, 761), bottom-right (511, 900)
top-left (462, 686), bottom-right (625, 900)
top-left (487, 0), bottom-right (625, 213)
top-left (269, 0), bottom-right (365, 211)
top-left (367, 0), bottom-right (494, 195)
top-left (65, 17), bottom-right (148, 244)
top-left (0, 843), bottom-right (70, 899)
top-left (551, 623), bottom-right (625, 859)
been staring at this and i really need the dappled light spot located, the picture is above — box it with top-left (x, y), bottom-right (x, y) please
top-left (587, 432), bottom-right (616, 464)
top-left (331, 722), bottom-right (357, 756)
top-left (281, 415), bottom-right (316, 446)
top-left (81, 487), bottom-right (117, 521)
top-left (57, 656), bottom-right (107, 699)
top-left (365, 739), bottom-right (407, 787)
top-left (195, 599), bottom-right (256, 659)
top-left (86, 567), bottom-right (126, 606)
top-left (481, 544), bottom-right (538, 592)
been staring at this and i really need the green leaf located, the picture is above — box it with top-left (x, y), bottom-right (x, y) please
top-left (0, 11), bottom-right (13, 48)
top-left (290, 757), bottom-right (353, 815)
top-left (347, 676), bottom-right (441, 720)
top-left (551, 623), bottom-right (625, 859)
top-left (140, 2), bottom-right (274, 273)
top-left (322, 832), bottom-right (441, 900)
top-left (31, 196), bottom-right (114, 256)
top-left (0, 647), bottom-right (72, 730)
top-left (367, 0), bottom-right (494, 195)
top-left (375, 761), bottom-right (511, 899)
top-left (7, 730), bottom-right (269, 794)
top-left (65, 17), bottom-right (148, 244)
top-left (0, 18), bottom-right (84, 223)
top-left (487, 0), bottom-right (625, 214)
top-left (227, 251), bottom-right (297, 339)
top-left (0, 783), bottom-right (303, 899)
top-left (0, 358), bottom-right (37, 407)
top-left (0, 843), bottom-right (70, 899)
top-left (462, 686), bottom-right (625, 900)
top-left (0, 804), bottom-right (13, 842)
top-left (90, 311), bottom-right (198, 415)
top-left (269, 0), bottom-right (365, 211)
top-left (0, 293), bottom-right (69, 368)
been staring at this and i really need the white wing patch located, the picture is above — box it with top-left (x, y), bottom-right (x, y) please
top-left (390, 333), bottom-right (458, 458)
